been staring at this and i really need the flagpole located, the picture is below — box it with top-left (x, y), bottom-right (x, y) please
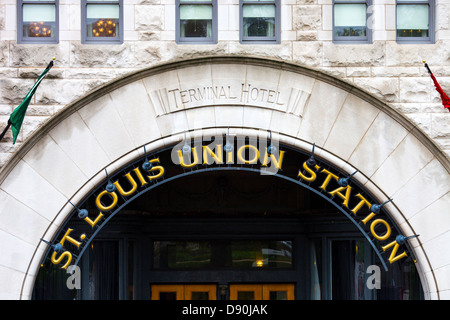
top-left (0, 120), bottom-right (11, 142)
top-left (423, 60), bottom-right (432, 74)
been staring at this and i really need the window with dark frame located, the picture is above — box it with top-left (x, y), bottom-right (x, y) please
top-left (176, 0), bottom-right (218, 44)
top-left (17, 0), bottom-right (58, 44)
top-left (240, 0), bottom-right (280, 44)
top-left (333, 0), bottom-right (372, 43)
top-left (396, 0), bottom-right (434, 43)
top-left (82, 0), bottom-right (123, 44)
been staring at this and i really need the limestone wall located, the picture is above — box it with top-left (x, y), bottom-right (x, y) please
top-left (1, 0), bottom-right (449, 168)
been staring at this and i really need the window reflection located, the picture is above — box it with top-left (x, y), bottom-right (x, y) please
top-left (153, 240), bottom-right (292, 269)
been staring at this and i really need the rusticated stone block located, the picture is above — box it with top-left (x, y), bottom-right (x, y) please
top-left (293, 5), bottom-right (321, 31)
top-left (352, 77), bottom-right (399, 102)
top-left (10, 42), bottom-right (70, 67)
top-left (292, 41), bottom-right (322, 66)
top-left (0, 42), bottom-right (8, 67)
top-left (229, 41), bottom-right (292, 61)
top-left (35, 79), bottom-right (86, 105)
top-left (386, 41), bottom-right (450, 67)
top-left (323, 41), bottom-right (385, 67)
top-left (135, 5), bottom-right (164, 31)
top-left (19, 68), bottom-right (64, 79)
top-left (399, 78), bottom-right (432, 103)
top-left (135, 5), bottom-right (164, 40)
top-left (70, 42), bottom-right (134, 68)
top-left (0, 78), bottom-right (35, 104)
top-left (431, 114), bottom-right (450, 139)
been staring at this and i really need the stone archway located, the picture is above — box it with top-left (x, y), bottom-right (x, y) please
top-left (0, 56), bottom-right (448, 299)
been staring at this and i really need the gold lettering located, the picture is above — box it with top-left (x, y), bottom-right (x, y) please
top-left (237, 145), bottom-right (259, 164)
top-left (177, 147), bottom-right (200, 168)
top-left (133, 167), bottom-right (148, 187)
top-left (351, 193), bottom-right (372, 215)
top-left (262, 150), bottom-right (286, 169)
top-left (319, 169), bottom-right (339, 191)
top-left (382, 240), bottom-right (408, 264)
top-left (51, 251), bottom-right (72, 269)
top-left (370, 219), bottom-right (392, 241)
top-left (147, 158), bottom-right (165, 180)
top-left (361, 212), bottom-right (377, 225)
top-left (59, 228), bottom-right (81, 248)
top-left (297, 161), bottom-right (317, 182)
top-left (203, 145), bottom-right (223, 165)
top-left (96, 190), bottom-right (118, 212)
top-left (328, 185), bottom-right (352, 208)
top-left (227, 151), bottom-right (234, 164)
top-left (84, 212), bottom-right (104, 228)
top-left (113, 172), bottom-right (138, 196)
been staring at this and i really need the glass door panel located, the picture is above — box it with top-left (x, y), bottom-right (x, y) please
top-left (151, 284), bottom-right (184, 300)
top-left (185, 284), bottom-right (217, 300)
top-left (151, 284), bottom-right (216, 300)
top-left (230, 284), bottom-right (294, 300)
top-left (262, 284), bottom-right (294, 300)
top-left (229, 284), bottom-right (262, 300)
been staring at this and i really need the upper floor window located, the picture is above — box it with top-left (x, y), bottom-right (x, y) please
top-left (396, 0), bottom-right (434, 43)
top-left (240, 0), bottom-right (280, 44)
top-left (18, 0), bottom-right (58, 44)
top-left (176, 0), bottom-right (218, 44)
top-left (333, 0), bottom-right (372, 43)
top-left (82, 0), bottom-right (123, 44)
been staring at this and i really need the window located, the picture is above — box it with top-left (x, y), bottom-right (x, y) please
top-left (17, 0), bottom-right (58, 44)
top-left (333, 0), bottom-right (372, 43)
top-left (153, 240), bottom-right (293, 269)
top-left (240, 0), bottom-right (280, 44)
top-left (396, 0), bottom-right (434, 43)
top-left (82, 0), bottom-right (123, 44)
top-left (176, 0), bottom-right (218, 44)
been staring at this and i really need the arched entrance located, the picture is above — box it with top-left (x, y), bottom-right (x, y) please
top-left (0, 56), bottom-right (448, 299)
top-left (32, 139), bottom-right (424, 299)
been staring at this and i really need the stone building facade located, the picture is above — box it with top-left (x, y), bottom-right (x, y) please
top-left (1, 0), bottom-right (449, 164)
top-left (0, 0), bottom-right (449, 300)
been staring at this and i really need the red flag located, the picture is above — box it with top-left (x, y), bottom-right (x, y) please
top-left (424, 62), bottom-right (450, 112)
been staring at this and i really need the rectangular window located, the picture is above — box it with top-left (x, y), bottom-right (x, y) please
top-left (396, 0), bottom-right (434, 43)
top-left (82, 0), bottom-right (123, 44)
top-left (18, 0), bottom-right (58, 44)
top-left (176, 0), bottom-right (217, 44)
top-left (333, 0), bottom-right (372, 43)
top-left (240, 0), bottom-right (280, 44)
top-left (153, 240), bottom-right (292, 269)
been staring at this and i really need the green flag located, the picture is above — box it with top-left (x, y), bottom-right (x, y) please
top-left (0, 58), bottom-right (55, 144)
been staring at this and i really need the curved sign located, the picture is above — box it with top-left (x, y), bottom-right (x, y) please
top-left (42, 134), bottom-right (415, 272)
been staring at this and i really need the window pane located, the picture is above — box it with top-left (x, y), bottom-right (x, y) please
top-left (22, 4), bottom-right (56, 38)
top-left (269, 291), bottom-right (287, 300)
top-left (397, 4), bottom-right (429, 37)
top-left (334, 4), bottom-right (367, 37)
top-left (237, 291), bottom-right (255, 300)
top-left (180, 5), bottom-right (213, 38)
top-left (191, 292), bottom-right (210, 300)
top-left (153, 240), bottom-right (292, 269)
top-left (86, 4), bottom-right (120, 38)
top-left (243, 4), bottom-right (276, 37)
top-left (180, 4), bottom-right (212, 19)
top-left (243, 4), bottom-right (275, 18)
